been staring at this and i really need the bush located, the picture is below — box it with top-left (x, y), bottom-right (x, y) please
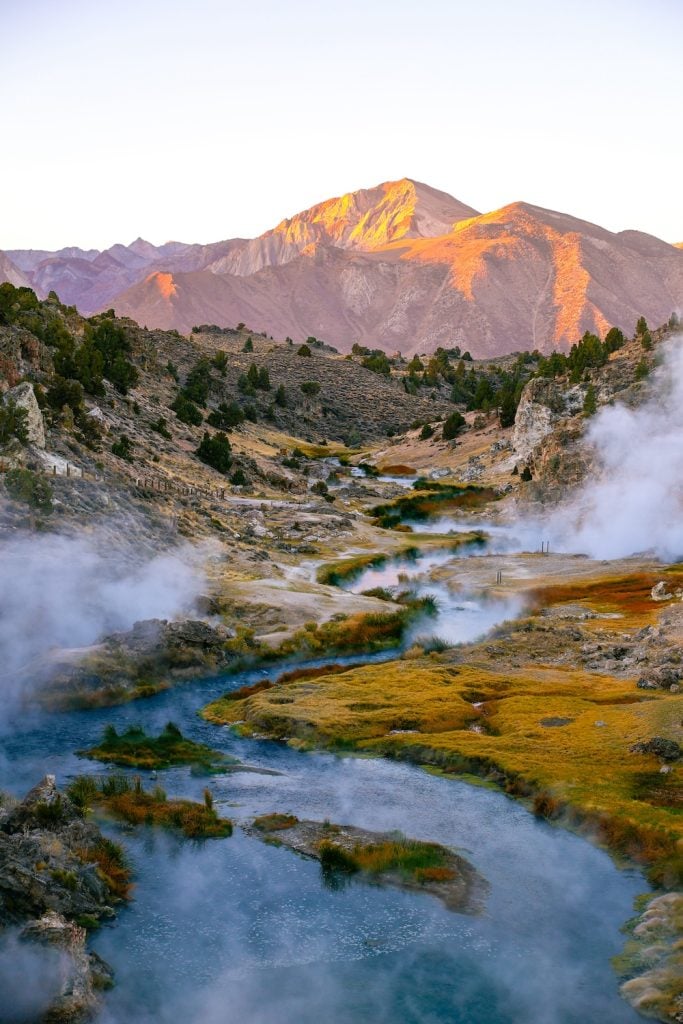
top-left (230, 468), bottom-right (248, 486)
top-left (112, 435), bottom-right (134, 461)
top-left (171, 393), bottom-right (203, 425)
top-left (362, 353), bottom-right (391, 375)
top-left (420, 423), bottom-right (434, 440)
top-left (318, 841), bottom-right (359, 874)
top-left (442, 410), bottom-right (466, 440)
top-left (311, 480), bottom-right (333, 502)
top-left (46, 376), bottom-right (83, 413)
top-left (207, 401), bottom-right (244, 430)
top-left (583, 384), bottom-right (597, 416)
top-left (150, 416), bottom-right (171, 439)
top-left (300, 380), bottom-right (320, 397)
top-left (89, 319), bottom-right (138, 394)
top-left (274, 384), bottom-right (287, 407)
top-left (196, 431), bottom-right (232, 473)
top-left (212, 351), bottom-right (228, 374)
top-left (0, 399), bottom-right (29, 445)
top-left (242, 337), bottom-right (253, 353)
top-left (297, 344), bottom-right (312, 357)
top-left (5, 468), bottom-right (53, 512)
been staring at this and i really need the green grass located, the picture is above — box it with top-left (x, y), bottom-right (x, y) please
top-left (318, 835), bottom-right (456, 883)
top-left (79, 721), bottom-right (233, 772)
top-left (316, 552), bottom-right (390, 587)
top-left (370, 484), bottom-right (498, 529)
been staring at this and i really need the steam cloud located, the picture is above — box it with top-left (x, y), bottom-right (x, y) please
top-left (546, 338), bottom-right (683, 561)
top-left (0, 533), bottom-right (207, 711)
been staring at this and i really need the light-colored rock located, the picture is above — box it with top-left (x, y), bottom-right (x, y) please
top-left (85, 405), bottom-right (111, 432)
top-left (512, 378), bottom-right (583, 459)
top-left (36, 451), bottom-right (83, 477)
top-left (651, 581), bottom-right (683, 602)
top-left (2, 381), bottom-right (45, 448)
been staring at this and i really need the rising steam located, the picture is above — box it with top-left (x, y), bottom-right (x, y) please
top-left (547, 338), bottom-right (683, 561)
top-left (0, 532), bottom-right (207, 710)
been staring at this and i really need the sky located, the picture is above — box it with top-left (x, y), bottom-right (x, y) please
top-left (2, 0), bottom-right (682, 251)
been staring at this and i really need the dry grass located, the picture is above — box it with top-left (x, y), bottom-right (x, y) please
top-left (76, 838), bottom-right (132, 900)
top-left (532, 568), bottom-right (683, 630)
top-left (203, 656), bottom-right (682, 884)
top-left (69, 774), bottom-right (232, 839)
top-left (253, 813), bottom-right (299, 832)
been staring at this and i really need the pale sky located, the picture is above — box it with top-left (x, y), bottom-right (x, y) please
top-left (2, 0), bottom-right (681, 251)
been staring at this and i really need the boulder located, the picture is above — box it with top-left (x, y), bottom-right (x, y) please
top-left (630, 737), bottom-right (681, 762)
top-left (2, 382), bottom-right (45, 448)
top-left (651, 581), bottom-right (683, 602)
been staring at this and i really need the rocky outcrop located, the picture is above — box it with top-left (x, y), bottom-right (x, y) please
top-left (0, 776), bottom-right (118, 923)
top-left (21, 912), bottom-right (113, 1023)
top-left (512, 377), bottom-right (583, 460)
top-left (0, 777), bottom-right (123, 1023)
top-left (35, 618), bottom-right (238, 709)
top-left (630, 737), bottom-right (681, 762)
top-left (2, 381), bottom-right (46, 448)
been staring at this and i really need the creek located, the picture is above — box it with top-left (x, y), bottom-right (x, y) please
top-left (0, 521), bottom-right (648, 1024)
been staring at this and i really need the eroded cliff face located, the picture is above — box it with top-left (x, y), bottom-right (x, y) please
top-left (512, 376), bottom-right (584, 461)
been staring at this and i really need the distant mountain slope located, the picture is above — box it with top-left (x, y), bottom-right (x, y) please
top-left (7, 179), bottom-right (683, 356)
top-left (0, 251), bottom-right (33, 288)
top-left (112, 199), bottom-right (683, 356)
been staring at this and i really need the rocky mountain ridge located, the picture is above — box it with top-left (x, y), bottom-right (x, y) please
top-left (4, 178), bottom-right (682, 357)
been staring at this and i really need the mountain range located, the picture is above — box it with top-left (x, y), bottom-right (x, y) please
top-left (3, 178), bottom-right (682, 357)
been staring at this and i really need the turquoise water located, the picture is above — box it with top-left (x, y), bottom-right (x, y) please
top-left (1, 655), bottom-right (646, 1024)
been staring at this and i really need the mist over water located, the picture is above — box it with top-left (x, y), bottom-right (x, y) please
top-left (0, 533), bottom-right (206, 715)
top-left (2, 348), bottom-right (678, 1024)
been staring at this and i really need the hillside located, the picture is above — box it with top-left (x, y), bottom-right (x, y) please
top-left (4, 179), bottom-right (682, 358)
